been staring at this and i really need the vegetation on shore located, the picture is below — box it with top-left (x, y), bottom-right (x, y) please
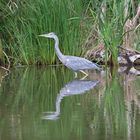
top-left (0, 0), bottom-right (140, 67)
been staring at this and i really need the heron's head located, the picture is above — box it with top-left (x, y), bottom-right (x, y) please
top-left (39, 32), bottom-right (56, 39)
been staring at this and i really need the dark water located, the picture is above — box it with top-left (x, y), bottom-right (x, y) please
top-left (0, 66), bottom-right (140, 140)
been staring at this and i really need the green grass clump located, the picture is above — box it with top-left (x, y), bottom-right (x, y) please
top-left (0, 0), bottom-right (140, 66)
top-left (0, 0), bottom-right (87, 65)
top-left (88, 0), bottom-right (140, 65)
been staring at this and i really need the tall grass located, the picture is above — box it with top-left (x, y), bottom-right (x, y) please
top-left (102, 0), bottom-right (128, 65)
top-left (0, 0), bottom-right (140, 65)
top-left (1, 0), bottom-right (88, 65)
top-left (86, 0), bottom-right (140, 65)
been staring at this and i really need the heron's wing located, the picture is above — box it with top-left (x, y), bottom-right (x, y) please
top-left (64, 56), bottom-right (100, 71)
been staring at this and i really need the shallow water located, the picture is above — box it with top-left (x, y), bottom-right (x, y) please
top-left (0, 66), bottom-right (140, 140)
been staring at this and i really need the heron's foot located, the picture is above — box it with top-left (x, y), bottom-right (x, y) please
top-left (79, 70), bottom-right (88, 77)
top-left (80, 75), bottom-right (88, 80)
top-left (74, 70), bottom-right (88, 79)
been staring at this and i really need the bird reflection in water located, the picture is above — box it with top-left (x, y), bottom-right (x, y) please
top-left (42, 79), bottom-right (100, 120)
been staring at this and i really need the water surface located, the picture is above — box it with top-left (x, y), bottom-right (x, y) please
top-left (0, 66), bottom-right (140, 140)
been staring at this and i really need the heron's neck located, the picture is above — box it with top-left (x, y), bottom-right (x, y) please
top-left (54, 36), bottom-right (64, 61)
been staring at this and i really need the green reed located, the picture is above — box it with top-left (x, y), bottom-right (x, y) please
top-left (99, 0), bottom-right (125, 65)
top-left (88, 0), bottom-right (139, 65)
top-left (0, 0), bottom-right (139, 65)
top-left (1, 0), bottom-right (86, 65)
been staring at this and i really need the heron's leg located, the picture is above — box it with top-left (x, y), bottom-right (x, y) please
top-left (74, 72), bottom-right (78, 78)
top-left (80, 75), bottom-right (88, 80)
top-left (79, 70), bottom-right (88, 76)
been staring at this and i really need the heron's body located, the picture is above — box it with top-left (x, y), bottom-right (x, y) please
top-left (39, 32), bottom-right (101, 77)
top-left (62, 55), bottom-right (100, 71)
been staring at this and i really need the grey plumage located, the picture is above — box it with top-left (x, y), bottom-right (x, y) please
top-left (63, 55), bottom-right (100, 71)
top-left (39, 32), bottom-right (101, 76)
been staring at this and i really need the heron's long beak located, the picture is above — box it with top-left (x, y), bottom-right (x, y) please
top-left (38, 34), bottom-right (48, 37)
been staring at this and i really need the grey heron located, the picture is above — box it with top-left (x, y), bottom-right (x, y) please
top-left (39, 32), bottom-right (101, 77)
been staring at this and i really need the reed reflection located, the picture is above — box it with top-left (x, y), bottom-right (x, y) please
top-left (42, 79), bottom-right (100, 120)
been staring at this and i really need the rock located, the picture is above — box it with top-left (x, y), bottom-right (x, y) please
top-left (85, 45), bottom-right (140, 66)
